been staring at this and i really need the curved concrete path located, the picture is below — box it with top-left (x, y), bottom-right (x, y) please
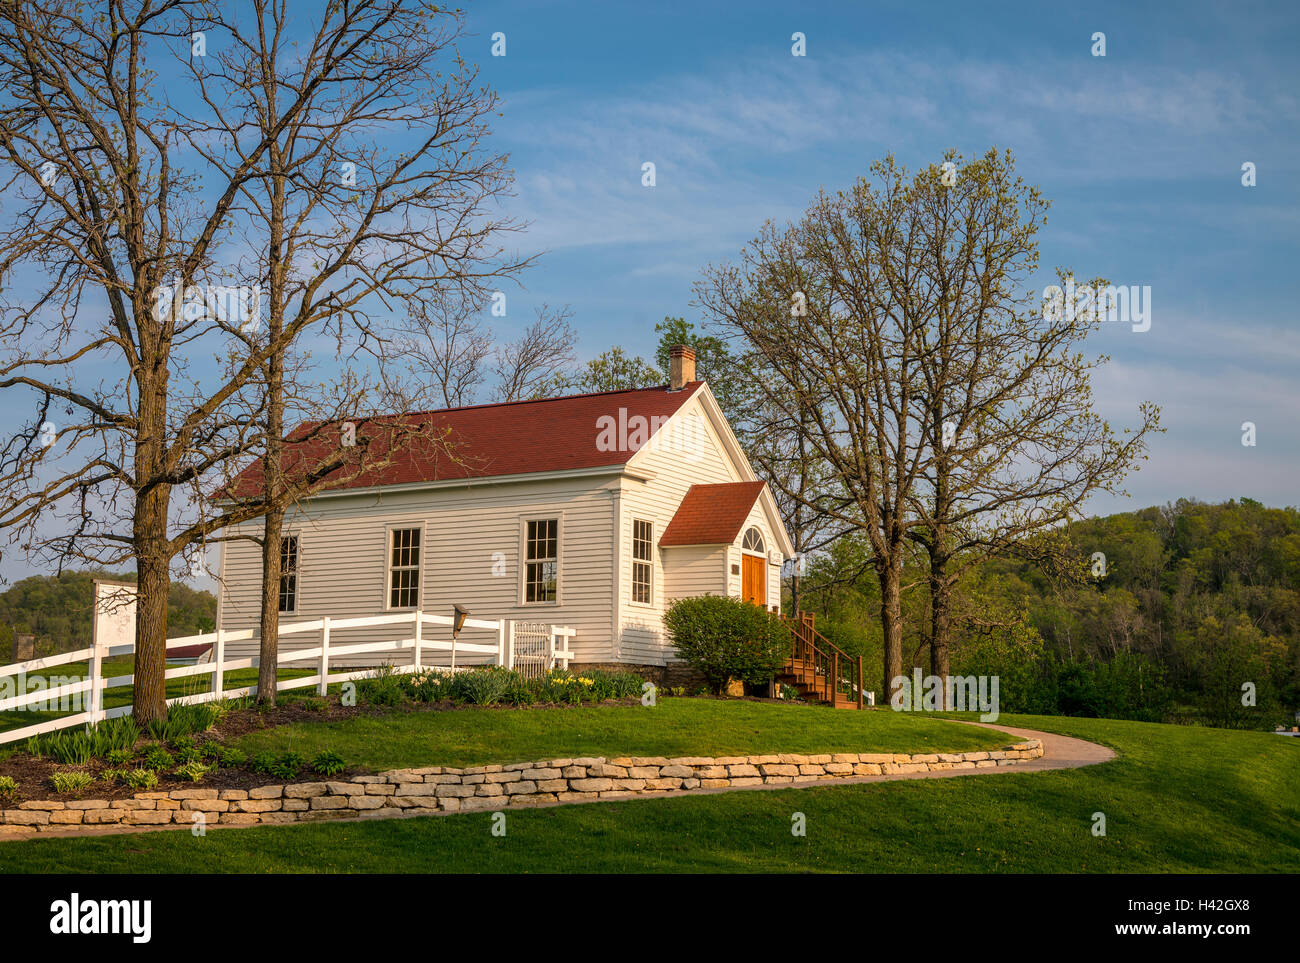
top-left (668, 721), bottom-right (1114, 801)
top-left (0, 722), bottom-right (1115, 842)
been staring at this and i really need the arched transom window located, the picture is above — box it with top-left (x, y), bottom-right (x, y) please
top-left (742, 527), bottom-right (765, 554)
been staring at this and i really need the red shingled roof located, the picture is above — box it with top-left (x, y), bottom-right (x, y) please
top-left (659, 481), bottom-right (767, 547)
top-left (221, 382), bottom-right (703, 499)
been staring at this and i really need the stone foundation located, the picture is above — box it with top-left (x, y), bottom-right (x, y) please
top-left (0, 740), bottom-right (1042, 838)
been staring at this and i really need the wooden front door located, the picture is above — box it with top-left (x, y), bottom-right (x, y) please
top-left (741, 554), bottom-right (766, 606)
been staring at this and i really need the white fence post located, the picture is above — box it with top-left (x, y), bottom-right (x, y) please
top-left (88, 638), bottom-right (105, 725)
top-left (497, 619), bottom-right (506, 668)
top-left (413, 610), bottom-right (423, 671)
top-left (450, 625), bottom-right (457, 673)
top-left (318, 616), bottom-right (331, 696)
top-left (213, 628), bottom-right (225, 702)
top-left (506, 621), bottom-right (515, 670)
top-left (547, 627), bottom-right (556, 672)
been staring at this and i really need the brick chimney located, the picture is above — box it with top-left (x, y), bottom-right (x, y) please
top-left (669, 344), bottom-right (696, 391)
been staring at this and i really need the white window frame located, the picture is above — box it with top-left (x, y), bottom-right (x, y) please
top-left (630, 517), bottom-right (654, 606)
top-left (385, 523), bottom-right (425, 611)
top-left (519, 515), bottom-right (562, 606)
top-left (278, 533), bottom-right (300, 615)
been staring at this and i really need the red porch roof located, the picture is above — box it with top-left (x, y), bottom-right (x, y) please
top-left (658, 481), bottom-right (767, 547)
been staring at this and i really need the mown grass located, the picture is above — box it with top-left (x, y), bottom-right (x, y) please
top-left (229, 698), bottom-right (1012, 770)
top-left (2, 711), bottom-right (1296, 873)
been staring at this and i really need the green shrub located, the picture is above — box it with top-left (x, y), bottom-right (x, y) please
top-left (250, 751), bottom-right (279, 776)
top-left (0, 775), bottom-right (16, 798)
top-left (99, 768), bottom-right (127, 786)
top-left (662, 595), bottom-right (792, 695)
top-left (124, 768), bottom-right (158, 790)
top-left (311, 750), bottom-right (346, 776)
top-left (50, 771), bottom-right (94, 794)
top-left (141, 746), bottom-right (175, 771)
top-left (175, 745), bottom-right (204, 765)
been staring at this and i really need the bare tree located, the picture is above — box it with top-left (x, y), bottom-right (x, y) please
top-left (0, 0), bottom-right (524, 721)
top-left (492, 305), bottom-right (577, 401)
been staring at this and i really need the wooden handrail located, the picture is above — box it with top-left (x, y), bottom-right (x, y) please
top-left (780, 610), bottom-right (865, 707)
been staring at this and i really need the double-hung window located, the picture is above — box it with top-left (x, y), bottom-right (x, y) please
top-left (524, 518), bottom-right (559, 603)
top-left (388, 527), bottom-right (422, 609)
top-left (278, 535), bottom-right (299, 613)
top-left (631, 519), bottom-right (653, 604)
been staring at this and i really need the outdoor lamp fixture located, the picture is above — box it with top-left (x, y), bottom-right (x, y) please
top-left (452, 603), bottom-right (471, 640)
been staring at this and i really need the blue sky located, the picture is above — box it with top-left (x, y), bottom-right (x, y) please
top-left (467, 0), bottom-right (1300, 514)
top-left (1, 0), bottom-right (1298, 586)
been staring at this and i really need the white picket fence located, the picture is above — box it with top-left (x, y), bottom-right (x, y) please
top-left (0, 611), bottom-right (576, 746)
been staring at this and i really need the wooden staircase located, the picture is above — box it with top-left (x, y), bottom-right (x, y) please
top-left (776, 611), bottom-right (865, 710)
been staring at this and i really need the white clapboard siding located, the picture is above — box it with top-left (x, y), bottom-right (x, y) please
top-left (616, 394), bottom-right (739, 664)
top-left (219, 474), bottom-right (619, 666)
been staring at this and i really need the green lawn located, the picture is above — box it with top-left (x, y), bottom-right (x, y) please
top-left (230, 698), bottom-right (1012, 770)
top-left (2, 711), bottom-right (1296, 873)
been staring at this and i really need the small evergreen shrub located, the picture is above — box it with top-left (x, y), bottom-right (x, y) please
top-left (0, 775), bottom-right (17, 798)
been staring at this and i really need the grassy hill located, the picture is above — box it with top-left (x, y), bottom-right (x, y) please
top-left (1, 712), bottom-right (1294, 873)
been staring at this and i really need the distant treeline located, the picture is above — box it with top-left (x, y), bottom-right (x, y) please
top-left (0, 570), bottom-right (216, 659)
top-left (803, 499), bottom-right (1300, 729)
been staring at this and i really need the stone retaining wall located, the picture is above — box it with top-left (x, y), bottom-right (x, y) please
top-left (0, 739), bottom-right (1042, 837)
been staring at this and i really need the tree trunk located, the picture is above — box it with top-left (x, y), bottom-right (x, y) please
top-left (256, 145), bottom-right (287, 705)
top-left (132, 361), bottom-right (171, 726)
top-left (256, 506), bottom-right (284, 704)
top-left (880, 557), bottom-right (904, 702)
top-left (929, 560), bottom-right (953, 706)
top-left (132, 507), bottom-right (171, 726)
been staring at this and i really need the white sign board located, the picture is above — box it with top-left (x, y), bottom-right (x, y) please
top-left (93, 579), bottom-right (138, 651)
